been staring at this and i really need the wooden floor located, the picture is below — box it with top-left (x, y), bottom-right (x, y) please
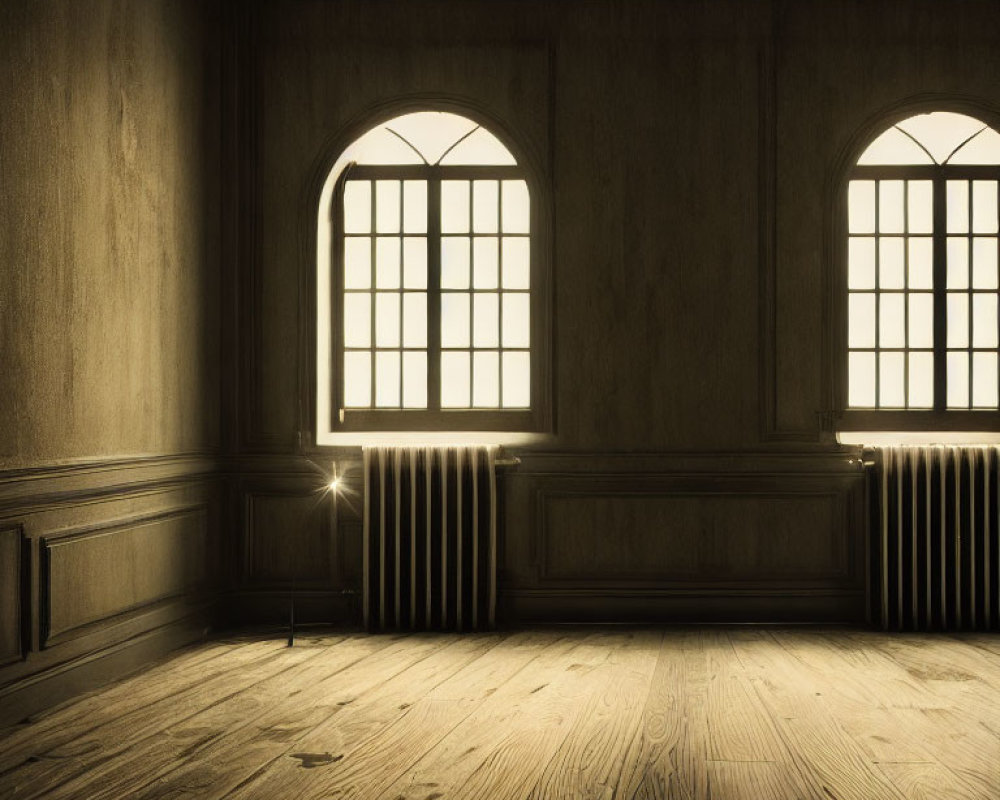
top-left (1, 628), bottom-right (998, 799)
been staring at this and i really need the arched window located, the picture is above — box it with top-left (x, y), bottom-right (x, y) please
top-left (316, 111), bottom-right (546, 440)
top-left (844, 111), bottom-right (1000, 427)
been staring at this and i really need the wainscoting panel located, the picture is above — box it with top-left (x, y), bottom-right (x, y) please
top-left (0, 527), bottom-right (27, 666)
top-left (246, 490), bottom-right (334, 584)
top-left (501, 462), bottom-right (866, 623)
top-left (41, 506), bottom-right (209, 646)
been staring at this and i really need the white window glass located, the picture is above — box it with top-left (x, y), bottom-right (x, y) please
top-left (344, 352), bottom-right (371, 407)
top-left (441, 293), bottom-right (470, 348)
top-left (344, 238), bottom-right (371, 289)
top-left (343, 294), bottom-right (371, 348)
top-left (848, 293), bottom-right (876, 349)
top-left (502, 352), bottom-right (530, 407)
top-left (972, 181), bottom-right (998, 234)
top-left (848, 181), bottom-right (876, 234)
top-left (473, 181), bottom-right (499, 233)
top-left (473, 294), bottom-right (499, 348)
top-left (947, 294), bottom-right (969, 348)
top-left (879, 180), bottom-right (905, 233)
top-left (908, 293), bottom-right (933, 349)
top-left (403, 181), bottom-right (427, 233)
top-left (502, 293), bottom-right (531, 348)
top-left (472, 351), bottom-right (500, 407)
top-left (947, 352), bottom-right (969, 408)
top-left (947, 181), bottom-right (969, 233)
top-left (473, 237), bottom-right (499, 289)
top-left (848, 352), bottom-right (877, 407)
top-left (907, 181), bottom-right (933, 233)
top-left (972, 352), bottom-right (999, 407)
top-left (908, 352), bottom-right (934, 408)
top-left (879, 352), bottom-right (905, 407)
top-left (972, 238), bottom-right (998, 289)
top-left (375, 293), bottom-right (400, 347)
top-left (502, 238), bottom-right (530, 289)
top-left (402, 293), bottom-right (427, 348)
top-left (879, 238), bottom-right (905, 289)
top-left (908, 238), bottom-right (933, 289)
top-left (441, 237), bottom-right (470, 289)
top-left (343, 181), bottom-right (371, 233)
top-left (375, 237), bottom-right (401, 289)
top-left (402, 352), bottom-right (427, 408)
top-left (947, 237), bottom-right (969, 289)
top-left (879, 294), bottom-right (905, 348)
top-left (375, 351), bottom-right (400, 407)
top-left (972, 294), bottom-right (998, 348)
top-left (848, 237), bottom-right (876, 290)
top-left (376, 180), bottom-right (400, 233)
top-left (441, 352), bottom-right (470, 407)
top-left (502, 181), bottom-right (530, 234)
top-left (402, 237), bottom-right (427, 289)
top-left (441, 180), bottom-right (470, 233)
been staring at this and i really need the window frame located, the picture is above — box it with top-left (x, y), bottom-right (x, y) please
top-left (833, 104), bottom-right (1000, 434)
top-left (311, 104), bottom-right (552, 442)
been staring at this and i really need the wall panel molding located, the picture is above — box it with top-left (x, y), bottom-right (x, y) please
top-left (40, 505), bottom-right (210, 647)
top-left (0, 526), bottom-right (28, 666)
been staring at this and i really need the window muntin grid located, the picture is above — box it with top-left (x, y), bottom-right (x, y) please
top-left (336, 119), bottom-right (531, 414)
top-left (847, 112), bottom-right (1000, 411)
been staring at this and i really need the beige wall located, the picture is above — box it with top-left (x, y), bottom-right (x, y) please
top-left (0, 0), bottom-right (220, 468)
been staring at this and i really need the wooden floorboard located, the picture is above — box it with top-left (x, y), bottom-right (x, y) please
top-left (1, 627), bottom-right (998, 799)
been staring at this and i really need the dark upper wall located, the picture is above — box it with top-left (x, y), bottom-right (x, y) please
top-left (0, 0), bottom-right (220, 469)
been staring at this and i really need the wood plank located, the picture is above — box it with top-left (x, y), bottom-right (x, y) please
top-left (878, 761), bottom-right (995, 800)
top-left (706, 761), bottom-right (814, 800)
top-left (526, 629), bottom-right (661, 800)
top-left (224, 630), bottom-right (555, 800)
top-left (377, 630), bottom-right (622, 800)
top-left (0, 638), bottom-right (338, 799)
top-left (124, 633), bottom-right (500, 800)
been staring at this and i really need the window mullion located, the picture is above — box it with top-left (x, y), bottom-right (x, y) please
top-left (933, 170), bottom-right (947, 410)
top-left (428, 179), bottom-right (442, 411)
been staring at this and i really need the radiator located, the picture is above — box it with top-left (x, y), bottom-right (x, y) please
top-left (870, 446), bottom-right (1000, 631)
top-left (362, 446), bottom-right (497, 631)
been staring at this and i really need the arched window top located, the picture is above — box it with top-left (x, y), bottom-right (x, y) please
top-left (342, 111), bottom-right (517, 167)
top-left (858, 111), bottom-right (1000, 166)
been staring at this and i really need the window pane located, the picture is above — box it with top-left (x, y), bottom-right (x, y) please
top-left (344, 237), bottom-right (371, 289)
top-left (848, 181), bottom-right (876, 234)
top-left (403, 237), bottom-right (427, 289)
top-left (441, 293), bottom-right (470, 347)
top-left (908, 293), bottom-right (933, 349)
top-left (441, 351), bottom-right (470, 407)
top-left (375, 292), bottom-right (400, 347)
top-left (907, 180), bottom-right (933, 233)
top-left (908, 352), bottom-right (934, 408)
top-left (375, 180), bottom-right (400, 233)
top-left (343, 181), bottom-right (371, 234)
top-left (848, 237), bottom-right (875, 290)
top-left (848, 352), bottom-right (876, 407)
top-left (947, 180), bottom-right (969, 233)
top-left (344, 352), bottom-right (371, 407)
top-left (879, 293), bottom-right (905, 348)
top-left (473, 180), bottom-right (499, 233)
top-left (502, 293), bottom-right (531, 348)
top-left (403, 181), bottom-right (427, 234)
top-left (879, 352), bottom-right (905, 408)
top-left (951, 127), bottom-right (1000, 165)
top-left (848, 293), bottom-right (876, 349)
top-left (908, 238), bottom-right (933, 289)
top-left (472, 351), bottom-right (500, 407)
top-left (375, 351), bottom-right (400, 407)
top-left (879, 237), bottom-right (905, 289)
top-left (439, 127), bottom-right (517, 166)
top-left (972, 181), bottom-right (998, 234)
top-left (947, 351), bottom-right (970, 408)
top-left (947, 237), bottom-right (968, 289)
top-left (947, 293), bottom-right (969, 348)
top-left (402, 292), bottom-right (426, 347)
top-left (972, 237), bottom-right (998, 289)
top-left (402, 352), bottom-right (427, 408)
top-left (879, 180), bottom-right (904, 233)
top-left (375, 237), bottom-right (400, 288)
top-left (441, 237), bottom-right (470, 289)
top-left (502, 351), bottom-right (530, 407)
top-left (502, 237), bottom-right (530, 289)
top-left (973, 293), bottom-right (998, 348)
top-left (441, 180), bottom-right (470, 233)
top-left (343, 293), bottom-right (371, 348)
top-left (473, 293), bottom-right (499, 347)
top-left (473, 237), bottom-right (499, 289)
top-left (502, 180), bottom-right (530, 234)
top-left (972, 352), bottom-right (999, 408)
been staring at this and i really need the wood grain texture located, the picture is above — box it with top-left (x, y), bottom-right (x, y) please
top-left (3, 628), bottom-right (1000, 799)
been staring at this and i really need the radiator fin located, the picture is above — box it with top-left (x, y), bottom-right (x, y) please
top-left (871, 446), bottom-right (1000, 631)
top-left (363, 446), bottom-right (497, 631)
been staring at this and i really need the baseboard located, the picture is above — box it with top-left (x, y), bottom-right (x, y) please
top-left (499, 589), bottom-right (867, 625)
top-left (0, 611), bottom-right (212, 728)
top-left (218, 589), bottom-right (358, 629)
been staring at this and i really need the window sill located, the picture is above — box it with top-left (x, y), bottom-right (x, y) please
top-left (314, 430), bottom-right (554, 447)
top-left (837, 431), bottom-right (1000, 446)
